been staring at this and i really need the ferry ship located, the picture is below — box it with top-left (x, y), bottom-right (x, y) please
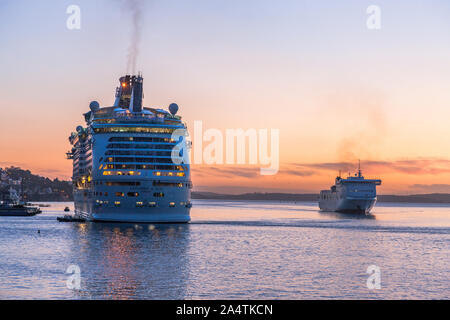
top-left (319, 162), bottom-right (381, 214)
top-left (67, 74), bottom-right (192, 223)
top-left (0, 186), bottom-right (41, 217)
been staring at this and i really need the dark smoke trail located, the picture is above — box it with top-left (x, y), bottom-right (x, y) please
top-left (123, 0), bottom-right (143, 75)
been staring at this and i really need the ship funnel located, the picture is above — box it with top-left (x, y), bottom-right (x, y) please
top-left (129, 75), bottom-right (143, 113)
top-left (116, 74), bottom-right (144, 111)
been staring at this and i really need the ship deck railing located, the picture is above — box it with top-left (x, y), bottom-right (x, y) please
top-left (92, 114), bottom-right (183, 125)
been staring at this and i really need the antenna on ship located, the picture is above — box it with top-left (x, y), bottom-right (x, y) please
top-left (358, 159), bottom-right (362, 178)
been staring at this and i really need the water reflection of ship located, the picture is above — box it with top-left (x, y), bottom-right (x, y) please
top-left (68, 223), bottom-right (190, 299)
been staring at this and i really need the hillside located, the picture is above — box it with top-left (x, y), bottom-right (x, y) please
top-left (0, 167), bottom-right (72, 201)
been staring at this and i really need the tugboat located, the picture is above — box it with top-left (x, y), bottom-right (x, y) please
top-left (319, 161), bottom-right (382, 214)
top-left (0, 188), bottom-right (41, 217)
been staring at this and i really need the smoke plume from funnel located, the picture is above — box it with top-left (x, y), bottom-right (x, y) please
top-left (123, 0), bottom-right (143, 74)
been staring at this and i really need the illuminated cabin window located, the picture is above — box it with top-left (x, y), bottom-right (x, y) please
top-left (115, 192), bottom-right (124, 197)
top-left (106, 144), bottom-right (174, 150)
top-left (103, 171), bottom-right (141, 176)
top-left (153, 171), bottom-right (185, 177)
top-left (109, 137), bottom-right (176, 143)
top-left (94, 127), bottom-right (176, 134)
top-left (103, 164), bottom-right (181, 171)
top-left (127, 192), bottom-right (139, 197)
top-left (105, 150), bottom-right (172, 157)
top-left (136, 202), bottom-right (144, 207)
top-left (153, 192), bottom-right (164, 198)
top-left (93, 119), bottom-right (116, 124)
top-left (169, 202), bottom-right (175, 207)
top-left (152, 181), bottom-right (184, 187)
top-left (114, 201), bottom-right (121, 207)
top-left (104, 157), bottom-right (174, 164)
top-left (148, 202), bottom-right (156, 207)
top-left (105, 181), bottom-right (141, 186)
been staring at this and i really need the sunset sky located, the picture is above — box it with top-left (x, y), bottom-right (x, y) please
top-left (1, 0), bottom-right (450, 194)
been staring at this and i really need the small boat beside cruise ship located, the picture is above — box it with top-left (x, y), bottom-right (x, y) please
top-left (0, 188), bottom-right (41, 217)
top-left (0, 203), bottom-right (42, 217)
top-left (319, 162), bottom-right (381, 214)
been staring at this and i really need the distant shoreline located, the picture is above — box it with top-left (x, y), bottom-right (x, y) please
top-left (192, 192), bottom-right (450, 204)
top-left (5, 166), bottom-right (450, 204)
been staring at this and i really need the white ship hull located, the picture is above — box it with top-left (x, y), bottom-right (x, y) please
top-left (319, 197), bottom-right (377, 214)
top-left (76, 208), bottom-right (190, 223)
top-left (74, 188), bottom-right (191, 223)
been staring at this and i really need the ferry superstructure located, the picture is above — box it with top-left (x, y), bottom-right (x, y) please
top-left (67, 75), bottom-right (192, 223)
top-left (319, 163), bottom-right (381, 214)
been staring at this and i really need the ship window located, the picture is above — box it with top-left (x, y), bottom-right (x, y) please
top-left (104, 192), bottom-right (108, 196)
top-left (94, 127), bottom-right (176, 134)
top-left (152, 181), bottom-right (185, 187)
top-left (152, 171), bottom-right (185, 177)
top-left (127, 192), bottom-right (139, 197)
top-left (153, 192), bottom-right (164, 198)
top-left (136, 202), bottom-right (144, 207)
top-left (114, 201), bottom-right (121, 206)
top-left (105, 181), bottom-right (141, 186)
top-left (148, 202), bottom-right (157, 207)
top-left (115, 192), bottom-right (124, 197)
top-left (169, 202), bottom-right (175, 207)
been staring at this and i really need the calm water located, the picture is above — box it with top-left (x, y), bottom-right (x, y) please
top-left (0, 200), bottom-right (449, 299)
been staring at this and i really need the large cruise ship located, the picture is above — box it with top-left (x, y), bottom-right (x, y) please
top-left (319, 162), bottom-right (381, 214)
top-left (67, 74), bottom-right (192, 223)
